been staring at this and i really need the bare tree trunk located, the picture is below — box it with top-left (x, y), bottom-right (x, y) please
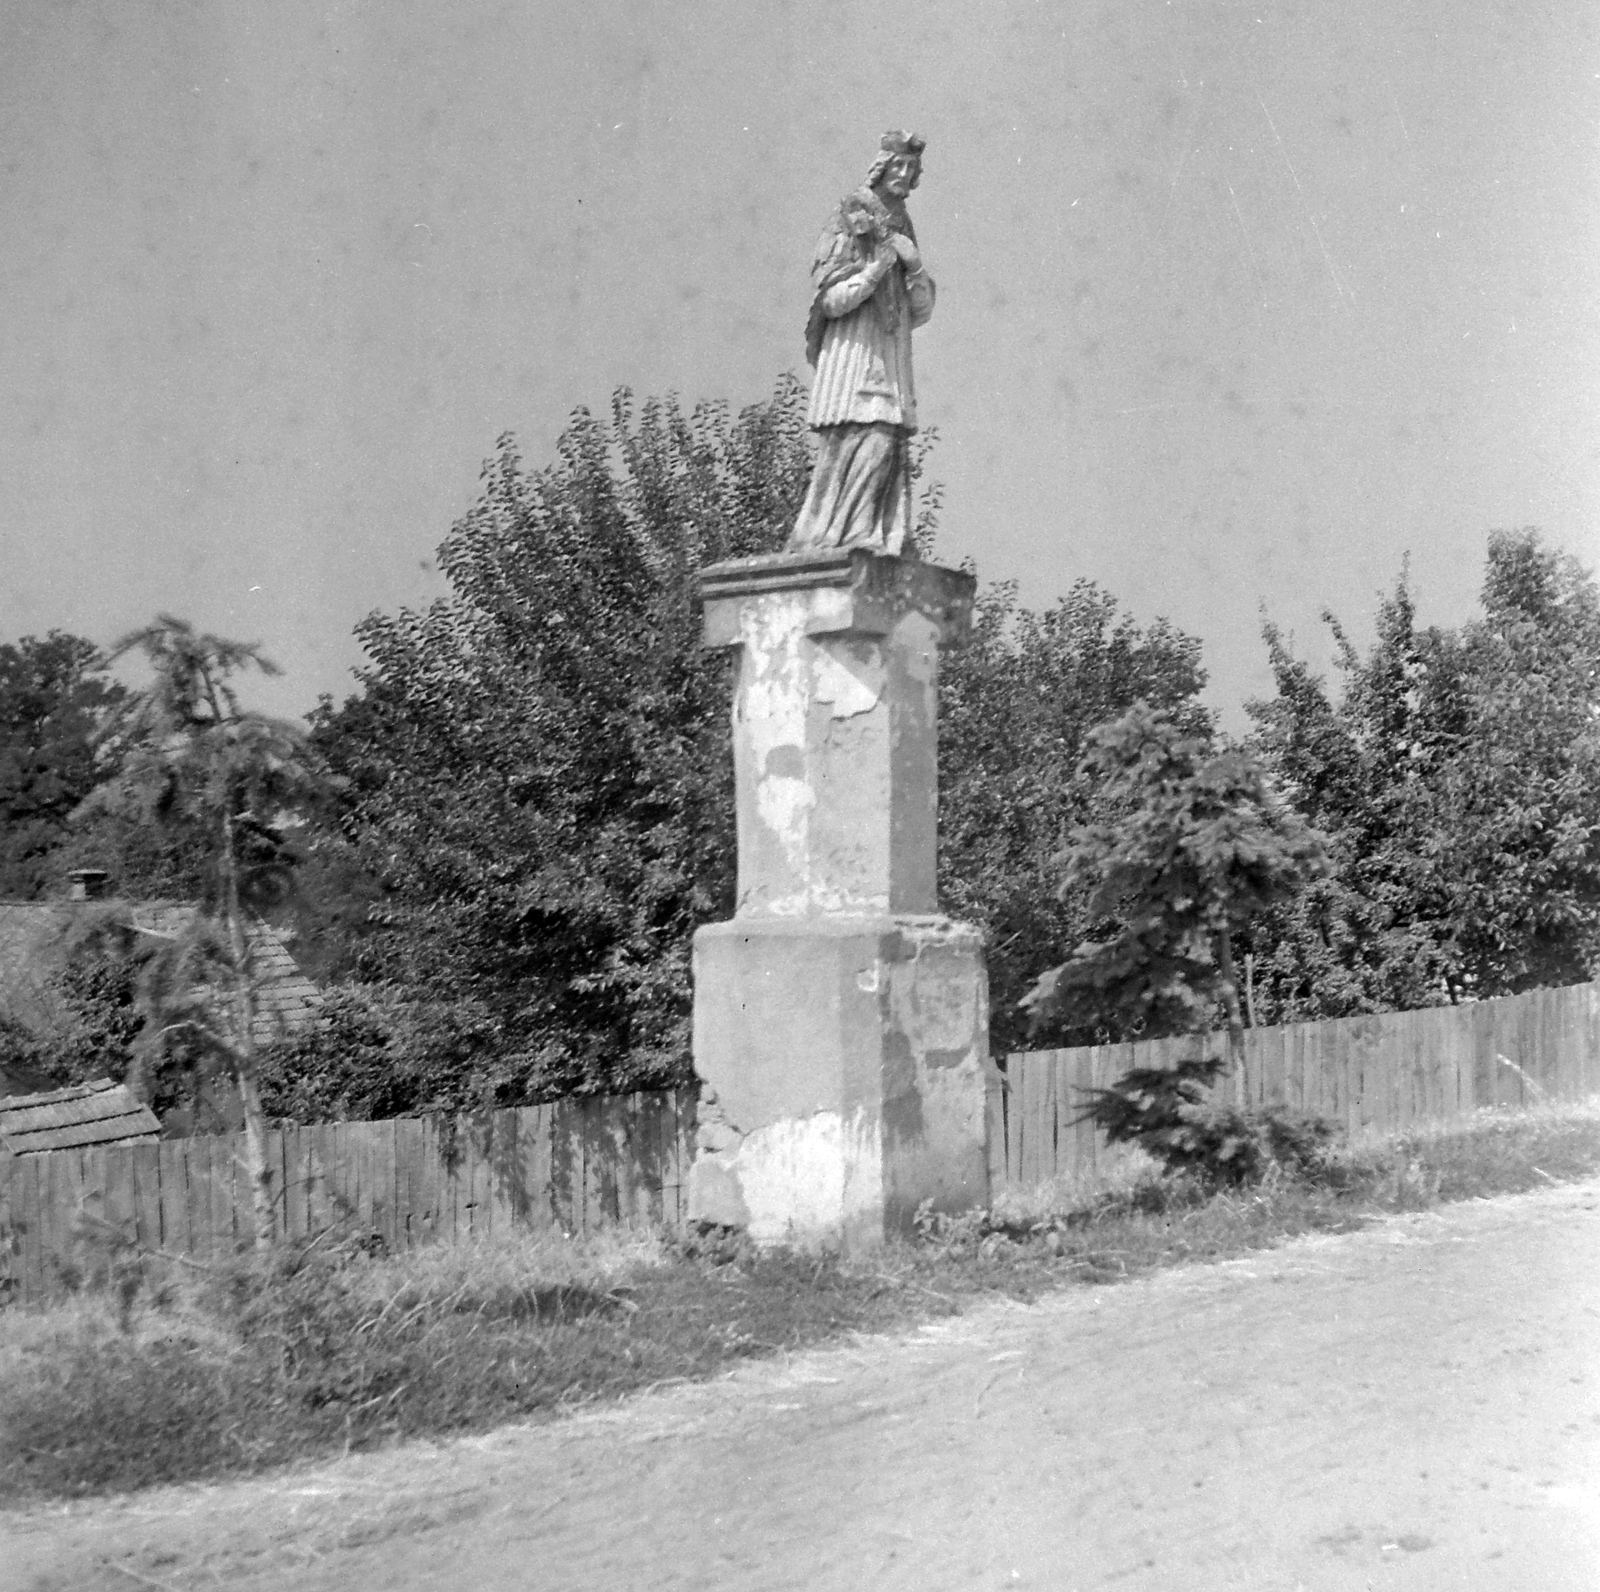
top-left (220, 808), bottom-right (275, 1250)
top-left (1215, 928), bottom-right (1247, 1102)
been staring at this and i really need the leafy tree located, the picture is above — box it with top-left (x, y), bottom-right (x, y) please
top-left (0, 632), bottom-right (125, 898)
top-left (1248, 531), bottom-right (1600, 1016)
top-left (937, 582), bottom-right (1212, 1054)
top-left (78, 617), bottom-right (331, 1246)
top-left (1022, 703), bottom-right (1328, 1068)
top-left (1244, 585), bottom-right (1469, 1019)
top-left (1440, 531), bottom-right (1600, 992)
top-left (309, 383), bottom-right (813, 1106)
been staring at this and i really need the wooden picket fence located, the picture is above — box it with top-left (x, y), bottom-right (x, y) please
top-left (5, 981), bottom-right (1600, 1303)
top-left (1, 1089), bottom-right (696, 1304)
top-left (988, 980), bottom-right (1600, 1191)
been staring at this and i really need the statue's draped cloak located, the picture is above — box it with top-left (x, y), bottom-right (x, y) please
top-left (802, 186), bottom-right (933, 433)
top-left (791, 184), bottom-right (935, 554)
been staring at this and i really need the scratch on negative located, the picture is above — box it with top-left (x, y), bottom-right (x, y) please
top-left (1256, 91), bottom-right (1351, 309)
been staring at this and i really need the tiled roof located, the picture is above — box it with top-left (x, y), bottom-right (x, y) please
top-left (0, 900), bottom-right (323, 1059)
top-left (0, 1078), bottom-right (161, 1156)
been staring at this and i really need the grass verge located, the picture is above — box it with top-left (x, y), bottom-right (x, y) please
top-left (2, 1100), bottom-right (1596, 1503)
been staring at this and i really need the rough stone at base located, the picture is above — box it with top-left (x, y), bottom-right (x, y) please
top-left (687, 914), bottom-right (998, 1250)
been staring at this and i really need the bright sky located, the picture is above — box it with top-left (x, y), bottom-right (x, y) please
top-left (3, 1), bottom-right (1597, 728)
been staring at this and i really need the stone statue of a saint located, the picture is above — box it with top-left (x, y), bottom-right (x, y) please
top-left (789, 130), bottom-right (935, 556)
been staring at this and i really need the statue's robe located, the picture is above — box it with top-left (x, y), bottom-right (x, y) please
top-left (790, 188), bottom-right (935, 554)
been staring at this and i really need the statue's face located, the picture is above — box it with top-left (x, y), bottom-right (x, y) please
top-left (879, 153), bottom-right (921, 199)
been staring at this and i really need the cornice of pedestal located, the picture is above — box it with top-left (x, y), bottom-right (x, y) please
top-left (698, 546), bottom-right (974, 649)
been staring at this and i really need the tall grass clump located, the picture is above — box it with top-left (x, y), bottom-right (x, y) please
top-left (0, 1223), bottom-right (926, 1501)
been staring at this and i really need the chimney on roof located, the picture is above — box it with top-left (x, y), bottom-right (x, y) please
top-left (67, 869), bottom-right (110, 902)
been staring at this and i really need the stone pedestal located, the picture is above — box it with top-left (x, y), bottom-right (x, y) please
top-left (687, 547), bottom-right (999, 1249)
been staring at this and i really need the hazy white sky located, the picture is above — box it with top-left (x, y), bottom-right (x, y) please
top-left (3, 0), bottom-right (1597, 727)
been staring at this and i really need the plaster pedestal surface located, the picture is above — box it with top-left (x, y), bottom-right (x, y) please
top-left (687, 548), bottom-right (999, 1250)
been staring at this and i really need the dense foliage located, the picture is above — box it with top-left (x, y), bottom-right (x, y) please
top-left (306, 383), bottom-right (814, 1108)
top-left (1247, 530), bottom-right (1600, 1019)
top-left (1022, 704), bottom-right (1327, 1053)
top-left (3, 384), bottom-right (1594, 1122)
top-left (938, 585), bottom-right (1212, 1054)
top-left (0, 633), bottom-right (125, 899)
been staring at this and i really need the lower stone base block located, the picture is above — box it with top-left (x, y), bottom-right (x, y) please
top-left (687, 915), bottom-right (999, 1251)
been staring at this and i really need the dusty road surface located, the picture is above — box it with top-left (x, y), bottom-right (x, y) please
top-left (7, 1179), bottom-right (1600, 1592)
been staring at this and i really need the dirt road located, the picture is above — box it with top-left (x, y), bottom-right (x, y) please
top-left (7, 1179), bottom-right (1600, 1592)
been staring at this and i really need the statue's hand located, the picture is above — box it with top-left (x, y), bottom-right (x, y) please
top-left (889, 232), bottom-right (923, 274)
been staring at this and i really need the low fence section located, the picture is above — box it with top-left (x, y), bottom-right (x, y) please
top-left (6, 982), bottom-right (1600, 1302)
top-left (1, 1088), bottom-right (696, 1303)
top-left (988, 980), bottom-right (1600, 1192)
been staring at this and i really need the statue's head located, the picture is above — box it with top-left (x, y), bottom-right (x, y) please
top-left (865, 130), bottom-right (925, 199)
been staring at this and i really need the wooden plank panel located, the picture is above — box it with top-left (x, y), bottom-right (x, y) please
top-left (1437, 1004), bottom-right (1460, 1123)
top-left (612, 1097), bottom-right (642, 1227)
top-left (1017, 1051), bottom-right (1043, 1186)
top-left (1427, 1017), bottom-right (1452, 1126)
top-left (332, 1122), bottom-right (362, 1231)
top-left (589, 1099), bottom-right (618, 1230)
top-left (346, 1121), bottom-right (371, 1238)
top-left (1047, 1052), bottom-right (1075, 1185)
top-left (103, 1143), bottom-right (138, 1250)
top-left (1398, 1008), bottom-right (1419, 1131)
top-left (300, 1123), bottom-right (327, 1235)
top-left (278, 1126), bottom-right (304, 1243)
top-left (214, 1134), bottom-right (241, 1259)
top-left (998, 1058), bottom-right (1018, 1192)
top-left (1583, 986), bottom-right (1600, 1099)
top-left (419, 1114), bottom-right (446, 1248)
top-left (389, 1117), bottom-right (420, 1250)
top-left (673, 1092), bottom-right (696, 1233)
top-left (487, 1108), bottom-right (522, 1230)
top-left (518, 1105), bottom-right (555, 1232)
top-left (156, 1140), bottom-right (190, 1260)
top-left (1540, 986), bottom-right (1563, 1103)
top-left (377, 1117), bottom-right (401, 1245)
top-left (1453, 1001), bottom-right (1474, 1120)
top-left (1290, 1019), bottom-right (1312, 1118)
top-left (1039, 1052), bottom-right (1060, 1183)
top-left (37, 1152), bottom-right (70, 1294)
top-left (644, 1096), bottom-right (664, 1228)
top-left (129, 1139), bottom-right (161, 1252)
top-left (1433, 1006), bottom-right (1455, 1122)
top-left (1290, 1020), bottom-right (1311, 1117)
top-left (1265, 1023), bottom-right (1287, 1109)
top-left (17, 1157), bottom-right (44, 1303)
top-left (373, 1119), bottom-right (400, 1249)
top-left (1327, 1016), bottom-right (1350, 1138)
top-left (1469, 1000), bottom-right (1493, 1114)
top-left (1554, 985), bottom-right (1581, 1104)
top-left (1060, 1049), bottom-right (1088, 1185)
top-left (183, 1135), bottom-right (215, 1263)
top-left (469, 1120), bottom-right (495, 1238)
top-left (1501, 993), bottom-right (1528, 1109)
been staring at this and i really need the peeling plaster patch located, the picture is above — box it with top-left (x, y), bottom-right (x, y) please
top-left (731, 1109), bottom-right (882, 1245)
top-left (754, 776), bottom-right (814, 890)
top-left (813, 640), bottom-right (884, 719)
top-left (856, 962), bottom-right (884, 993)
